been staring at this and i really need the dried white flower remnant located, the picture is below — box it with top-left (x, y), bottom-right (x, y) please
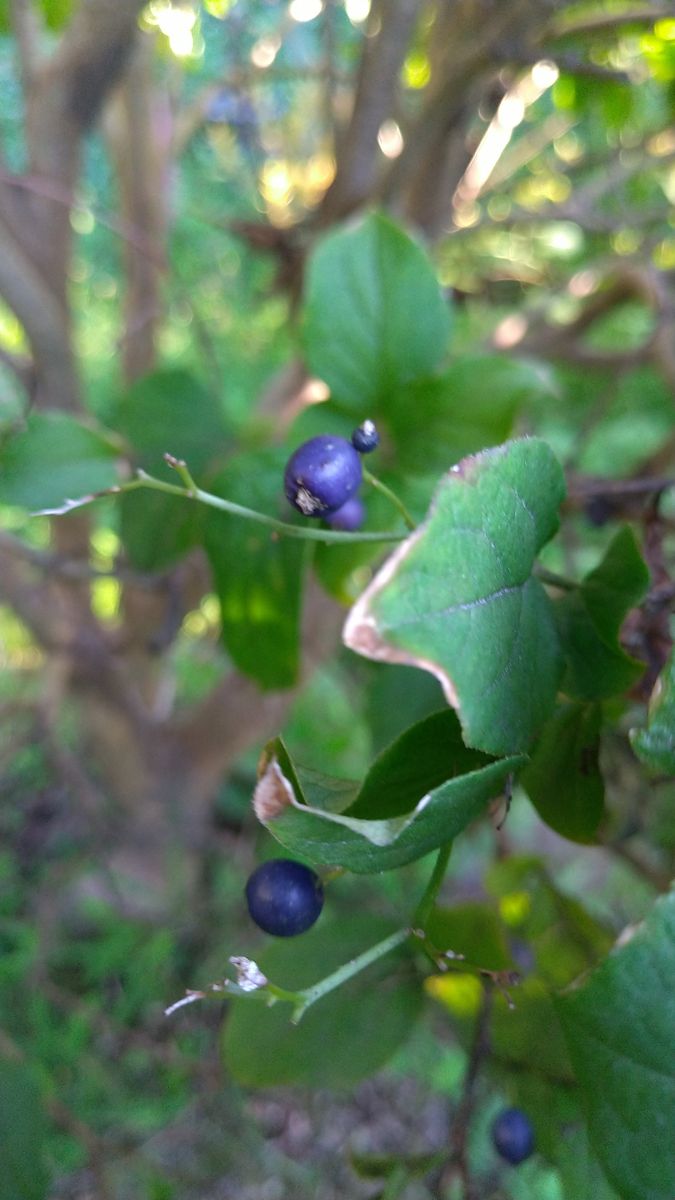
top-left (229, 956), bottom-right (268, 993)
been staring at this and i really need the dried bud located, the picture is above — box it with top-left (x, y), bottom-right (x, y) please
top-left (229, 956), bottom-right (268, 993)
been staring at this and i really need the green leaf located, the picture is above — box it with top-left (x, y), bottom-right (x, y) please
top-left (39, 0), bottom-right (73, 28)
top-left (110, 368), bottom-right (228, 570)
top-left (426, 902), bottom-right (512, 970)
top-left (0, 1056), bottom-right (50, 1200)
top-left (222, 916), bottom-right (422, 1086)
top-left (491, 980), bottom-right (575, 1084)
top-left (301, 213), bottom-right (451, 413)
top-left (557, 891), bottom-right (675, 1200)
top-left (557, 1128), bottom-right (621, 1200)
top-left (388, 356), bottom-right (557, 473)
top-left (0, 412), bottom-right (120, 511)
top-left (344, 438), bottom-right (566, 755)
top-left (521, 702), bottom-right (605, 843)
top-left (486, 856), bottom-right (613, 987)
top-left (110, 369), bottom-right (226, 474)
top-left (204, 449), bottom-right (307, 689)
top-left (631, 649), bottom-right (675, 774)
top-left (254, 711), bottom-right (524, 873)
top-left (313, 487), bottom-right (395, 605)
top-left (364, 662), bottom-right (446, 754)
top-left (557, 526), bottom-right (649, 701)
top-left (118, 490), bottom-right (205, 571)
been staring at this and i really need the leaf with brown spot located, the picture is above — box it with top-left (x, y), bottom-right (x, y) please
top-left (344, 439), bottom-right (566, 756)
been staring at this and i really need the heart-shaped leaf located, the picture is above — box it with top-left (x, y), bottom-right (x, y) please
top-left (344, 439), bottom-right (566, 755)
top-left (557, 891), bottom-right (675, 1200)
top-left (253, 710), bottom-right (523, 873)
top-left (301, 213), bottom-right (451, 412)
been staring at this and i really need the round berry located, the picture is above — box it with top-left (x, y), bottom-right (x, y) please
top-left (351, 420), bottom-right (380, 454)
top-left (284, 435), bottom-right (362, 517)
top-left (245, 859), bottom-right (324, 937)
top-left (492, 1108), bottom-right (535, 1165)
top-left (324, 495), bottom-right (365, 531)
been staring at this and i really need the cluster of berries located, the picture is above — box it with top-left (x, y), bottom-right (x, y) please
top-left (283, 420), bottom-right (380, 531)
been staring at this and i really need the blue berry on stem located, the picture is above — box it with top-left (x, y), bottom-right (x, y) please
top-left (324, 495), bottom-right (365, 531)
top-left (245, 859), bottom-right (324, 937)
top-left (351, 420), bottom-right (380, 454)
top-left (284, 435), bottom-right (362, 517)
top-left (492, 1108), bottom-right (535, 1165)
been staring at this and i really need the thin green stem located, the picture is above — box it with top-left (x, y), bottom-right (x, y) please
top-left (534, 565), bottom-right (577, 591)
top-left (290, 926), bottom-right (410, 1023)
top-left (164, 453), bottom-right (198, 496)
top-left (413, 843), bottom-right (453, 932)
top-left (362, 466), bottom-right (416, 531)
top-left (131, 471), bottom-right (406, 544)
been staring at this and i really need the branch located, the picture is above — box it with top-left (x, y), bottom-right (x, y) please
top-left (504, 264), bottom-right (675, 385)
top-left (18, 0), bottom-right (148, 305)
top-left (0, 210), bottom-right (79, 409)
top-left (429, 984), bottom-right (494, 1200)
top-left (172, 577), bottom-right (346, 798)
top-left (10, 0), bottom-right (44, 92)
top-left (379, 0), bottom-right (548, 234)
top-left (0, 344), bottom-right (35, 400)
top-left (551, 5), bottom-right (670, 37)
top-left (33, 0), bottom-right (148, 135)
top-left (103, 37), bottom-right (170, 380)
top-left (0, 533), bottom-right (69, 647)
top-left (318, 0), bottom-right (423, 223)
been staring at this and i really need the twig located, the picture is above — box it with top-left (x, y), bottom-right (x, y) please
top-left (42, 466), bottom-right (408, 545)
top-left (551, 5), bottom-right (670, 37)
top-left (605, 840), bottom-right (672, 893)
top-left (431, 983), bottom-right (494, 1199)
top-left (10, 0), bottom-right (43, 92)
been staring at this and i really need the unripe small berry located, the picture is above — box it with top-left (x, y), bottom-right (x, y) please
top-left (324, 495), bottom-right (365, 531)
top-left (351, 420), bottom-right (380, 454)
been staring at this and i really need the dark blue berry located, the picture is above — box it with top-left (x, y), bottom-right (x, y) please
top-left (492, 1108), bottom-right (535, 1165)
top-left (351, 420), bottom-right (380, 454)
top-left (324, 495), bottom-right (365, 531)
top-left (245, 859), bottom-right (324, 937)
top-left (284, 435), bottom-right (362, 517)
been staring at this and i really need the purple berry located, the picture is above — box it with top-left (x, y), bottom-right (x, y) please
top-left (351, 420), bottom-right (380, 454)
top-left (492, 1108), bottom-right (535, 1165)
top-left (324, 495), bottom-right (365, 531)
top-left (245, 859), bottom-right (324, 937)
top-left (284, 435), bottom-right (362, 517)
